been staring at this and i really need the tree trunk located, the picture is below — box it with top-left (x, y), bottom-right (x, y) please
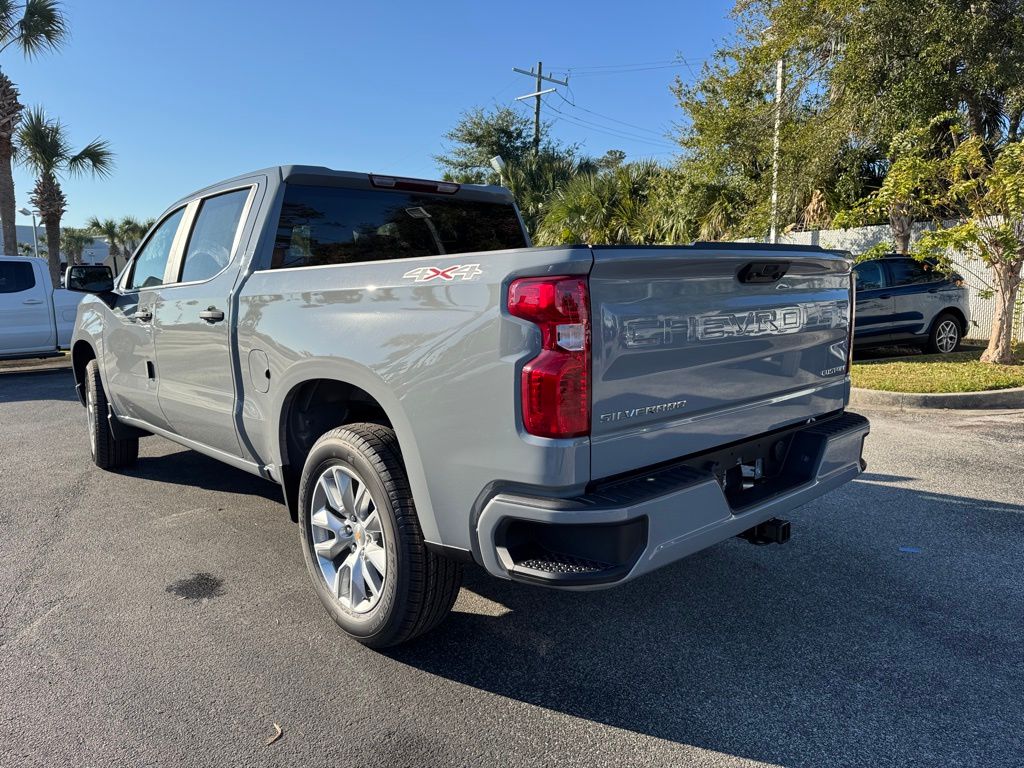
top-left (31, 173), bottom-right (67, 288)
top-left (0, 73), bottom-right (22, 257)
top-left (981, 259), bottom-right (1024, 364)
top-left (0, 136), bottom-right (16, 256)
top-left (43, 215), bottom-right (61, 286)
top-left (889, 206), bottom-right (912, 254)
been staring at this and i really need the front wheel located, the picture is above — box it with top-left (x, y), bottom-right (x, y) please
top-left (83, 359), bottom-right (138, 470)
top-left (927, 313), bottom-right (961, 354)
top-left (297, 424), bottom-right (462, 648)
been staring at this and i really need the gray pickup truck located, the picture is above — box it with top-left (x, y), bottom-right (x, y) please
top-left (67, 166), bottom-right (869, 647)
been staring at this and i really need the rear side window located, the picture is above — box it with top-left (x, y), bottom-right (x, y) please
top-left (0, 261), bottom-right (35, 293)
top-left (887, 258), bottom-right (937, 286)
top-left (179, 188), bottom-right (250, 283)
top-left (127, 208), bottom-right (185, 289)
top-left (853, 261), bottom-right (885, 290)
top-left (271, 184), bottom-right (526, 269)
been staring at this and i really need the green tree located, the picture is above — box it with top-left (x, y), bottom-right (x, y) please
top-left (535, 161), bottom-right (675, 246)
top-left (674, 0), bottom-right (1024, 238)
top-left (435, 107), bottom-right (544, 183)
top-left (85, 216), bottom-right (121, 272)
top-left (17, 106), bottom-right (113, 284)
top-left (915, 137), bottom-right (1024, 364)
top-left (117, 215), bottom-right (152, 260)
top-left (59, 225), bottom-right (91, 265)
top-left (0, 0), bottom-right (69, 256)
top-left (500, 152), bottom-right (593, 237)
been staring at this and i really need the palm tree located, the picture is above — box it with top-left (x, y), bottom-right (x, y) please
top-left (59, 225), bottom-right (92, 265)
top-left (85, 215), bottom-right (121, 272)
top-left (117, 216), bottom-right (152, 261)
top-left (17, 106), bottom-right (113, 285)
top-left (534, 161), bottom-right (664, 246)
top-left (0, 0), bottom-right (68, 255)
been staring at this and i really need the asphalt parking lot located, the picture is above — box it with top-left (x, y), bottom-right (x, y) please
top-left (1, 369), bottom-right (1021, 768)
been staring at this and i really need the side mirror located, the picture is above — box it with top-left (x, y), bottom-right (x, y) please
top-left (65, 264), bottom-right (115, 294)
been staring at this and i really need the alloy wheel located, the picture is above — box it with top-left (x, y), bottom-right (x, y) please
top-left (936, 319), bottom-right (959, 353)
top-left (309, 464), bottom-right (387, 614)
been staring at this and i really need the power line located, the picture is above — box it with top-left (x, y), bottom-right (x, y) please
top-left (540, 97), bottom-right (678, 150)
top-left (553, 91), bottom-right (669, 138)
top-left (566, 63), bottom-right (702, 78)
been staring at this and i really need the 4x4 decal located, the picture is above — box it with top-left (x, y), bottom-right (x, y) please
top-left (402, 264), bottom-right (482, 283)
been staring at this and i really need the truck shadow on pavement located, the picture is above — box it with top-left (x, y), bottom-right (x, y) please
top-left (388, 479), bottom-right (1024, 767)
top-left (0, 368), bottom-right (78, 403)
top-left (127, 452), bottom-right (282, 502)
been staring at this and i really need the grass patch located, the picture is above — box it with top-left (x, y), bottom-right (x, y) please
top-left (852, 348), bottom-right (1024, 393)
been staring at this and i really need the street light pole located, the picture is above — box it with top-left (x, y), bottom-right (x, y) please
top-left (18, 207), bottom-right (39, 258)
top-left (769, 56), bottom-right (784, 244)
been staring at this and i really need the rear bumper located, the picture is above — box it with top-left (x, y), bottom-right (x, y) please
top-left (475, 411), bottom-right (869, 589)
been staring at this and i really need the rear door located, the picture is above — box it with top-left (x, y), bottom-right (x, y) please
top-left (0, 258), bottom-right (55, 355)
top-left (883, 258), bottom-right (946, 340)
top-left (852, 260), bottom-right (894, 343)
top-left (588, 245), bottom-right (853, 479)
top-left (153, 185), bottom-right (255, 456)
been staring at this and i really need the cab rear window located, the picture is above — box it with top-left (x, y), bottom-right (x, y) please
top-left (271, 184), bottom-right (526, 269)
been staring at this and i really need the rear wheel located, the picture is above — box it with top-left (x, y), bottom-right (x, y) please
top-left (297, 423), bottom-right (462, 648)
top-left (927, 313), bottom-right (961, 354)
top-left (83, 359), bottom-right (138, 469)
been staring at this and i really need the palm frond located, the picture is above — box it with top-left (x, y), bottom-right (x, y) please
top-left (15, 105), bottom-right (64, 175)
top-left (67, 137), bottom-right (114, 178)
top-left (0, 1), bottom-right (17, 43)
top-left (6, 0), bottom-right (68, 59)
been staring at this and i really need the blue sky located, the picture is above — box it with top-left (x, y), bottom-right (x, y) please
top-left (4, 0), bottom-right (733, 227)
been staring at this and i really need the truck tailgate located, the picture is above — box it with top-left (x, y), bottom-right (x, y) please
top-left (588, 244), bottom-right (853, 479)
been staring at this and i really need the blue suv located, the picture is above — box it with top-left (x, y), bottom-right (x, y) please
top-left (853, 255), bottom-right (971, 353)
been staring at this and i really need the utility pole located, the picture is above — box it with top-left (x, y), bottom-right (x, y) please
top-left (513, 62), bottom-right (569, 156)
top-left (769, 56), bottom-right (784, 244)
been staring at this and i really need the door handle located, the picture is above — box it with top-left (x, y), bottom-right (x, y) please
top-left (199, 306), bottom-right (225, 323)
top-left (878, 294), bottom-right (892, 299)
top-left (22, 298), bottom-right (44, 305)
top-left (134, 308), bottom-right (153, 322)
top-left (928, 288), bottom-right (939, 294)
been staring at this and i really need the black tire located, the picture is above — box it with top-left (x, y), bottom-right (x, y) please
top-left (83, 359), bottom-right (139, 470)
top-left (926, 312), bottom-right (962, 354)
top-left (297, 423), bottom-right (462, 648)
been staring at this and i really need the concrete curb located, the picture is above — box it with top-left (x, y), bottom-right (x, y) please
top-left (850, 385), bottom-right (1024, 410)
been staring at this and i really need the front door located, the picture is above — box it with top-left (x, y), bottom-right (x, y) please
top-left (104, 207), bottom-right (187, 430)
top-left (153, 187), bottom-right (253, 457)
top-left (0, 259), bottom-right (53, 355)
top-left (852, 260), bottom-right (894, 344)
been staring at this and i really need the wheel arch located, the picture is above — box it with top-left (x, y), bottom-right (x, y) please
top-left (933, 307), bottom-right (967, 336)
top-left (71, 339), bottom-right (97, 406)
top-left (272, 367), bottom-right (438, 541)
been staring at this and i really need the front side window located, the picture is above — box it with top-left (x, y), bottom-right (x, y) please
top-left (179, 188), bottom-right (250, 283)
top-left (270, 184), bottom-right (526, 270)
top-left (0, 261), bottom-right (35, 293)
top-left (853, 261), bottom-right (885, 291)
top-left (127, 208), bottom-right (185, 290)
top-left (887, 258), bottom-right (936, 287)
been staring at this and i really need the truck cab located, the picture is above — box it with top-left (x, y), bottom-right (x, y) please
top-left (0, 254), bottom-right (83, 359)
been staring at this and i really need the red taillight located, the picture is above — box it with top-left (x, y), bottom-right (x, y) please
top-left (508, 276), bottom-right (591, 438)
